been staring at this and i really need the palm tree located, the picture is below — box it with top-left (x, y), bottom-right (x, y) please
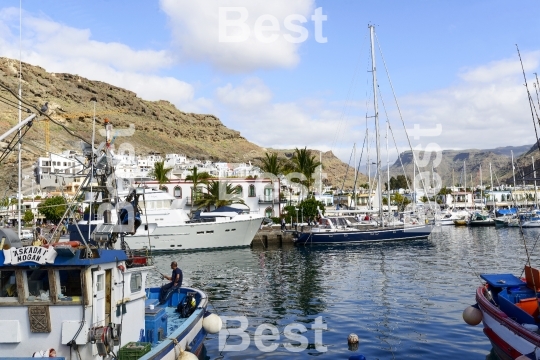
top-left (185, 167), bottom-right (211, 213)
top-left (292, 147), bottom-right (322, 197)
top-left (260, 153), bottom-right (285, 216)
top-left (195, 180), bottom-right (245, 211)
top-left (148, 160), bottom-right (173, 189)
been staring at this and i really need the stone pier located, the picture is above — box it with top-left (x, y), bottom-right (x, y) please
top-left (251, 226), bottom-right (296, 249)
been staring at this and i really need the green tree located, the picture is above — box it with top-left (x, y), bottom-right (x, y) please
top-left (23, 210), bottom-right (34, 224)
top-left (195, 180), bottom-right (245, 210)
top-left (291, 147), bottom-right (321, 195)
top-left (260, 152), bottom-right (286, 216)
top-left (38, 196), bottom-right (67, 223)
top-left (298, 197), bottom-right (326, 222)
top-left (148, 160), bottom-right (173, 188)
top-left (185, 167), bottom-right (211, 213)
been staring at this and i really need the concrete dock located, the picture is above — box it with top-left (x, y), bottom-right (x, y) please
top-left (251, 226), bottom-right (296, 249)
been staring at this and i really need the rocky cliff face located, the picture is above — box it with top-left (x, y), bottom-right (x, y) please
top-left (0, 58), bottom-right (358, 195)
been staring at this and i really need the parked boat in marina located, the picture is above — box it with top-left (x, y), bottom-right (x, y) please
top-left (293, 25), bottom-right (432, 246)
top-left (0, 116), bottom-right (221, 359)
top-left (469, 268), bottom-right (540, 359)
top-left (70, 188), bottom-right (264, 252)
top-left (467, 212), bottom-right (496, 226)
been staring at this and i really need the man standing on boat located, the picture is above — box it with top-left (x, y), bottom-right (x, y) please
top-left (159, 261), bottom-right (183, 304)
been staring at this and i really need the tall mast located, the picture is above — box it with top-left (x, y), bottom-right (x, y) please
top-left (366, 118), bottom-right (371, 209)
top-left (369, 25), bottom-right (383, 225)
top-left (319, 150), bottom-right (322, 199)
top-left (533, 157), bottom-right (538, 208)
top-left (480, 165), bottom-right (483, 209)
top-left (386, 122), bottom-right (391, 216)
top-left (490, 162), bottom-right (494, 208)
top-left (17, 1), bottom-right (22, 236)
top-left (464, 161), bottom-right (467, 210)
top-left (511, 150), bottom-right (516, 188)
top-left (352, 143), bottom-right (356, 208)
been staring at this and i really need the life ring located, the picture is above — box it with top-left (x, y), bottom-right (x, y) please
top-left (52, 241), bottom-right (81, 248)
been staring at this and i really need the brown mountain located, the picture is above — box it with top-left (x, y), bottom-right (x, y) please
top-left (389, 145), bottom-right (532, 188)
top-left (0, 57), bottom-right (361, 195)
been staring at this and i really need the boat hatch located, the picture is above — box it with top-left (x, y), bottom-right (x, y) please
top-left (480, 274), bottom-right (525, 288)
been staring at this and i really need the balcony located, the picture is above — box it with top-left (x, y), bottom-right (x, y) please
top-left (258, 196), bottom-right (287, 204)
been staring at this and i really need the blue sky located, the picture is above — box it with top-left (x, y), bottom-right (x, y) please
top-left (1, 0), bottom-right (540, 166)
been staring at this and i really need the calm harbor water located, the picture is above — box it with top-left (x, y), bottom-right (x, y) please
top-left (148, 226), bottom-right (540, 359)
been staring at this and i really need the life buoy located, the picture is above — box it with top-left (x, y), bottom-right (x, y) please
top-left (52, 241), bottom-right (80, 248)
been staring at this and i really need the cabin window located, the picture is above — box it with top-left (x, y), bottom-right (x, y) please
top-left (130, 273), bottom-right (142, 293)
top-left (0, 270), bottom-right (18, 302)
top-left (56, 269), bottom-right (82, 303)
top-left (174, 186), bottom-right (182, 198)
top-left (96, 273), bottom-right (104, 292)
top-left (248, 185), bottom-right (256, 197)
top-left (26, 269), bottom-right (51, 301)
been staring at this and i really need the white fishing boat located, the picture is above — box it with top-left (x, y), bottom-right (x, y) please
top-left (0, 115), bottom-right (222, 360)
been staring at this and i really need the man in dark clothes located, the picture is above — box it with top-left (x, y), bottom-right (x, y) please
top-left (159, 261), bottom-right (183, 304)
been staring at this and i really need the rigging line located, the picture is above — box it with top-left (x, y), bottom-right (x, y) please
top-left (0, 95), bottom-right (31, 112)
top-left (329, 32), bottom-right (369, 153)
top-left (338, 146), bottom-right (355, 196)
top-left (378, 85), bottom-right (412, 191)
top-left (0, 81), bottom-right (91, 145)
top-left (375, 32), bottom-right (433, 209)
top-left (510, 192), bottom-right (538, 301)
top-left (517, 45), bottom-right (540, 156)
top-left (352, 129), bottom-right (368, 198)
top-left (0, 121), bottom-right (33, 164)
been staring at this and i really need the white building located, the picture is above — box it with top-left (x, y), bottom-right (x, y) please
top-left (34, 150), bottom-right (85, 194)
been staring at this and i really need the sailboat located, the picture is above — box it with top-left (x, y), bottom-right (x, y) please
top-left (293, 25), bottom-right (432, 246)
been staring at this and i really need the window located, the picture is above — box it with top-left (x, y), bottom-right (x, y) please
top-left (248, 185), bottom-right (256, 197)
top-left (265, 207), bottom-right (273, 218)
top-left (236, 185), bottom-right (243, 195)
top-left (26, 269), bottom-right (51, 301)
top-left (161, 186), bottom-right (168, 193)
top-left (96, 273), bottom-right (104, 292)
top-left (0, 270), bottom-right (17, 302)
top-left (174, 186), bottom-right (182, 198)
top-left (130, 273), bottom-right (142, 293)
top-left (57, 269), bottom-right (82, 303)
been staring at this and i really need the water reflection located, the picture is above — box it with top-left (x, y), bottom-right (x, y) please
top-left (148, 227), bottom-right (540, 359)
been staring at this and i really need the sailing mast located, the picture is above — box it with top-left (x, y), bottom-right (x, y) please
top-left (464, 161), bottom-right (467, 210)
top-left (511, 150), bottom-right (516, 188)
top-left (533, 157), bottom-right (538, 208)
top-left (386, 122), bottom-right (391, 216)
top-left (369, 25), bottom-right (384, 226)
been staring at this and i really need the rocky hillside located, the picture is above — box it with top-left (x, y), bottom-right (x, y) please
top-left (0, 57), bottom-right (361, 195)
top-left (389, 145), bottom-right (533, 188)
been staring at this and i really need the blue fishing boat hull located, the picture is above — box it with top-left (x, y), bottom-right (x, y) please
top-left (293, 224), bottom-right (432, 245)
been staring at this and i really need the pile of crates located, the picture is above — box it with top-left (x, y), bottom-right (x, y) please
top-left (118, 342), bottom-right (151, 360)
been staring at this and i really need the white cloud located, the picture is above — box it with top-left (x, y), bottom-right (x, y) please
top-left (396, 51), bottom-right (540, 151)
top-left (216, 78), bottom-right (272, 110)
top-left (0, 7), bottom-right (206, 113)
top-left (160, 0), bottom-right (315, 72)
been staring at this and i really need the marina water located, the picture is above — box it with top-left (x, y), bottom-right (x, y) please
top-left (148, 226), bottom-right (540, 359)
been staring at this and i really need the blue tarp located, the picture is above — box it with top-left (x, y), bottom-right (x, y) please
top-left (496, 208), bottom-right (518, 216)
